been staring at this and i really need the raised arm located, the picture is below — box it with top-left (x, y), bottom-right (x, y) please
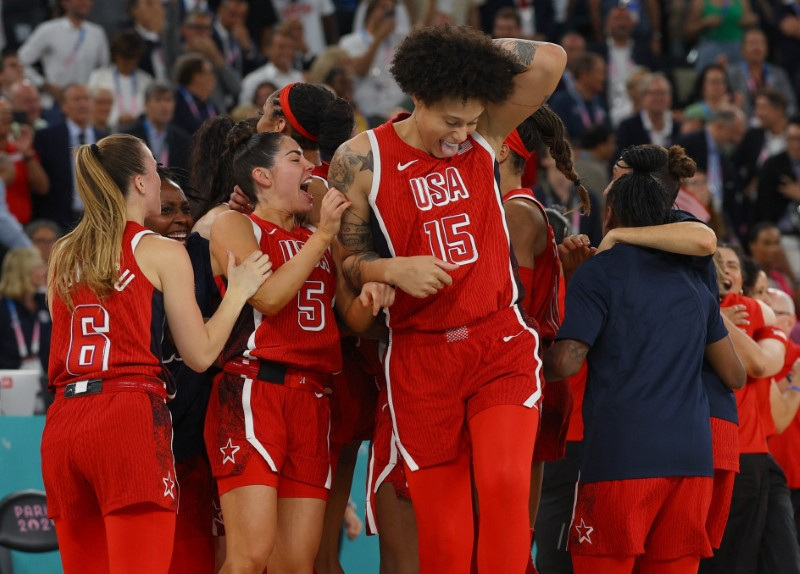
top-left (329, 133), bottom-right (458, 296)
top-left (480, 39), bottom-right (567, 148)
top-left (597, 221), bottom-right (717, 256)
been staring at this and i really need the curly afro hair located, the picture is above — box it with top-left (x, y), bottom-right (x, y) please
top-left (390, 25), bottom-right (519, 106)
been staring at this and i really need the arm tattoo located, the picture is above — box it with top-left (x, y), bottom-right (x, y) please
top-left (496, 39), bottom-right (537, 73)
top-left (343, 251), bottom-right (380, 291)
top-left (565, 340), bottom-right (589, 363)
top-left (328, 143), bottom-right (374, 197)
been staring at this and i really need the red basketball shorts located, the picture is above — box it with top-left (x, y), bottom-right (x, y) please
top-left (569, 476), bottom-right (714, 560)
top-left (329, 338), bottom-right (379, 447)
top-left (711, 417), bottom-right (740, 472)
top-left (386, 306), bottom-right (542, 471)
top-left (42, 390), bottom-right (178, 519)
top-left (205, 370), bottom-right (331, 495)
top-left (366, 386), bottom-right (410, 536)
top-left (533, 378), bottom-right (573, 462)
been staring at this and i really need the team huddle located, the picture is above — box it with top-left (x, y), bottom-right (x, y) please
top-left (37, 23), bottom-right (767, 574)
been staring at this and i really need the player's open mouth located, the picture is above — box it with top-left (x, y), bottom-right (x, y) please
top-left (440, 139), bottom-right (460, 157)
top-left (300, 178), bottom-right (313, 202)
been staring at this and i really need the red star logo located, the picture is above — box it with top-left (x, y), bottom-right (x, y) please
top-left (220, 438), bottom-right (241, 465)
top-left (575, 518), bottom-right (594, 544)
top-left (162, 471), bottom-right (176, 499)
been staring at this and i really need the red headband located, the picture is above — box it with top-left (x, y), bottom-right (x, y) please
top-left (504, 129), bottom-right (530, 160)
top-left (279, 83), bottom-right (318, 142)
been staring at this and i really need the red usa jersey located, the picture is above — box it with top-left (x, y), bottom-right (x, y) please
top-left (49, 222), bottom-right (165, 389)
top-left (223, 215), bottom-right (341, 374)
top-left (368, 119), bottom-right (517, 332)
top-left (502, 188), bottom-right (562, 343)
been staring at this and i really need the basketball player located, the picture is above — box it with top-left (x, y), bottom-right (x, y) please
top-left (545, 170), bottom-right (745, 574)
top-left (41, 134), bottom-right (271, 574)
top-left (329, 25), bottom-right (570, 573)
top-left (144, 167), bottom-right (221, 574)
top-left (206, 126), bottom-right (394, 574)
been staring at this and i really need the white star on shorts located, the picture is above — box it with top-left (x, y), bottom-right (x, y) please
top-left (575, 518), bottom-right (594, 544)
top-left (220, 438), bottom-right (241, 465)
top-left (162, 471), bottom-right (176, 499)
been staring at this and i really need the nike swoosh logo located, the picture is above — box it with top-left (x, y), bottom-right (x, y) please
top-left (397, 160), bottom-right (418, 171)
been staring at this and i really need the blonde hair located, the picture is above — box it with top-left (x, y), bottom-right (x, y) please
top-left (0, 247), bottom-right (44, 301)
top-left (48, 134), bottom-right (148, 309)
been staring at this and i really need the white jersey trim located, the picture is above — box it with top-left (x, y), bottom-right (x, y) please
top-left (471, 131), bottom-right (497, 162)
top-left (245, 220), bottom-right (264, 359)
top-left (242, 377), bottom-right (279, 473)
top-left (130, 229), bottom-right (156, 253)
top-left (365, 432), bottom-right (399, 535)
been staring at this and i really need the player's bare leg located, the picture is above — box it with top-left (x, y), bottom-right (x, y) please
top-left (268, 495), bottom-right (326, 574)
top-left (376, 482), bottom-right (419, 574)
top-left (315, 440), bottom-right (360, 574)
top-left (219, 485), bottom-right (278, 574)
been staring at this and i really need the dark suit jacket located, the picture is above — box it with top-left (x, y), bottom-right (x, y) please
top-left (754, 151), bottom-right (796, 226)
top-left (615, 113), bottom-right (682, 156)
top-left (32, 123), bottom-right (108, 231)
top-left (122, 118), bottom-right (192, 179)
top-left (732, 128), bottom-right (772, 192)
top-left (675, 129), bottom-right (744, 235)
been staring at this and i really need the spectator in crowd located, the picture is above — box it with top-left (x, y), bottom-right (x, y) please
top-left (574, 125), bottom-right (614, 196)
top-left (491, 6), bottom-right (523, 38)
top-left (677, 170), bottom-right (731, 240)
top-left (676, 107), bottom-right (746, 235)
top-left (324, 66), bottom-right (368, 133)
top-left (685, 0), bottom-right (758, 71)
top-left (306, 46), bottom-right (351, 85)
top-left (754, 116), bottom-right (800, 273)
top-left (339, 0), bottom-right (411, 127)
top-left (171, 53), bottom-right (219, 136)
top-left (129, 0), bottom-right (179, 82)
top-left (212, 0), bottom-right (261, 78)
top-left (88, 30), bottom-right (154, 130)
top-left (734, 88), bottom-right (789, 198)
top-left (179, 9), bottom-right (241, 113)
top-left (0, 176), bottom-right (33, 252)
top-left (554, 31), bottom-right (586, 94)
top-left (24, 219), bottom-right (61, 264)
top-left (122, 81), bottom-right (191, 174)
top-left (18, 0), bottom-right (109, 106)
top-left (747, 221), bottom-right (800, 305)
top-left (32, 83), bottom-right (106, 231)
top-left (0, 50), bottom-right (25, 96)
top-left (0, 96), bottom-right (49, 226)
top-left (588, 0), bottom-right (663, 55)
top-left (616, 72), bottom-right (682, 152)
top-left (549, 52), bottom-right (609, 142)
top-left (9, 80), bottom-right (48, 131)
top-left (685, 64), bottom-right (734, 123)
top-left (89, 87), bottom-right (113, 134)
top-left (729, 28), bottom-right (797, 119)
top-left (595, 6), bottom-right (662, 127)
top-left (777, 0), bottom-right (800, 88)
top-left (0, 246), bottom-right (50, 373)
top-left (239, 27), bottom-right (303, 107)
top-left (271, 0), bottom-right (339, 60)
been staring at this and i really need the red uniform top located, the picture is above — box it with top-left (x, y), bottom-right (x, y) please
top-left (48, 222), bottom-right (165, 389)
top-left (368, 119), bottom-right (518, 332)
top-left (4, 142), bottom-right (36, 224)
top-left (770, 341), bottom-right (800, 488)
top-left (223, 215), bottom-right (341, 374)
top-left (501, 188), bottom-right (562, 344)
top-left (721, 293), bottom-right (768, 454)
